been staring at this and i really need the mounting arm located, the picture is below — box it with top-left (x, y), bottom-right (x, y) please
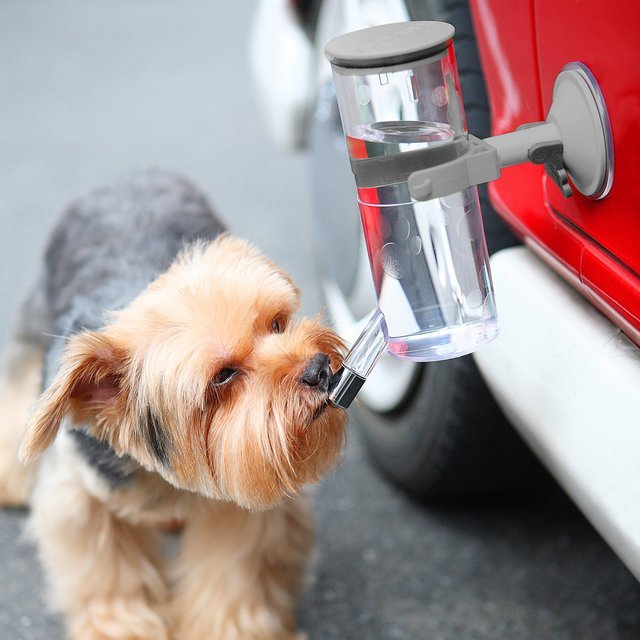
top-left (408, 62), bottom-right (614, 203)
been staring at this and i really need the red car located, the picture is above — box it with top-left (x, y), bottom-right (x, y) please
top-left (250, 0), bottom-right (640, 578)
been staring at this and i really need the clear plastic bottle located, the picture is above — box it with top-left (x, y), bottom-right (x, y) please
top-left (327, 22), bottom-right (497, 361)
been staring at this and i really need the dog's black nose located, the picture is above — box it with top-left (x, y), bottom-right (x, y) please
top-left (301, 353), bottom-right (331, 392)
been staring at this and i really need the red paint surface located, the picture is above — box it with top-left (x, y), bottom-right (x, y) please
top-left (470, 0), bottom-right (640, 340)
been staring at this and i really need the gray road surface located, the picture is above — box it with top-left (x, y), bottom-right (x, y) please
top-left (2, 2), bottom-right (640, 639)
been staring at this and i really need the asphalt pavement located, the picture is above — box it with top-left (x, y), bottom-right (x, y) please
top-left (2, 2), bottom-right (640, 639)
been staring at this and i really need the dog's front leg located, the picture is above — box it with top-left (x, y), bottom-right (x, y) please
top-left (29, 465), bottom-right (171, 640)
top-left (171, 497), bottom-right (314, 640)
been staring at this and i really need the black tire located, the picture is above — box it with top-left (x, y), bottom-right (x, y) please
top-left (354, 356), bottom-right (552, 500)
top-left (310, 0), bottom-right (549, 499)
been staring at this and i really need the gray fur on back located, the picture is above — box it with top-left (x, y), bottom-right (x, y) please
top-left (34, 170), bottom-right (227, 487)
top-left (42, 169), bottom-right (226, 389)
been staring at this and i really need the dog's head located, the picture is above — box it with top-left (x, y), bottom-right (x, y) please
top-left (22, 236), bottom-right (347, 509)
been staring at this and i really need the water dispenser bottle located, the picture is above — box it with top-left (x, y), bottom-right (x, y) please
top-left (326, 22), bottom-right (497, 362)
top-left (326, 23), bottom-right (614, 409)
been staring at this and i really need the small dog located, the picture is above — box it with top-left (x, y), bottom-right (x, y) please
top-left (0, 170), bottom-right (346, 640)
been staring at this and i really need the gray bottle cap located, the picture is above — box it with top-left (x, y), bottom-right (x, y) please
top-left (325, 21), bottom-right (455, 70)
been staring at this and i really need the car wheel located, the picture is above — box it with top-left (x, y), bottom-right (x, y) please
top-left (309, 0), bottom-right (549, 498)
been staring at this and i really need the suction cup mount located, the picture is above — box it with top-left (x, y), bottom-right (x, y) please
top-left (407, 62), bottom-right (614, 202)
top-left (547, 62), bottom-right (614, 199)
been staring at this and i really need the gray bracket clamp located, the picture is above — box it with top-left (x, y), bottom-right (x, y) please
top-left (407, 135), bottom-right (501, 201)
top-left (349, 136), bottom-right (469, 189)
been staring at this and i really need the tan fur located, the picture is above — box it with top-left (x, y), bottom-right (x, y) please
top-left (171, 498), bottom-right (313, 640)
top-left (0, 330), bottom-right (43, 506)
top-left (1, 235), bottom-right (347, 639)
top-left (29, 455), bottom-right (172, 640)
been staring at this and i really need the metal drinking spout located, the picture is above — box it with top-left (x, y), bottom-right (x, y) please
top-left (329, 309), bottom-right (388, 410)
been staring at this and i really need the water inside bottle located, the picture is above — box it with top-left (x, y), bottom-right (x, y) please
top-left (348, 123), bottom-right (497, 361)
top-left (358, 121), bottom-right (456, 145)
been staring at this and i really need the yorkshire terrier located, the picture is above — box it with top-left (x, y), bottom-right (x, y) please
top-left (0, 169), bottom-right (347, 640)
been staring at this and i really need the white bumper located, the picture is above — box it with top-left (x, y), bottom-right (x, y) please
top-left (474, 246), bottom-right (640, 579)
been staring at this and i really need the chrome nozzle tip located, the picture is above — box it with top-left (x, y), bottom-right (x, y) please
top-left (328, 367), bottom-right (366, 410)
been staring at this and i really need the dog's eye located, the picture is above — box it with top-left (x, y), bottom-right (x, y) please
top-left (212, 368), bottom-right (238, 386)
top-left (271, 316), bottom-right (285, 333)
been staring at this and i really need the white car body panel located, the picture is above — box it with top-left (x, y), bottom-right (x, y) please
top-left (475, 247), bottom-right (640, 580)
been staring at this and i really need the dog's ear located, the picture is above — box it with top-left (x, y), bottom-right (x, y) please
top-left (20, 331), bottom-right (127, 463)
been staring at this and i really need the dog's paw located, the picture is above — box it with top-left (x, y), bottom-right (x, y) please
top-left (69, 598), bottom-right (171, 640)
